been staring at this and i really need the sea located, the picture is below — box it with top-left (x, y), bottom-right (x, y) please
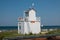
top-left (0, 26), bottom-right (60, 30)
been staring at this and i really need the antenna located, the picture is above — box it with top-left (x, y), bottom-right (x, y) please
top-left (29, 3), bottom-right (35, 9)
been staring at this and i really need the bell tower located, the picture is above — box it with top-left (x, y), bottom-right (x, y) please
top-left (29, 8), bottom-right (36, 21)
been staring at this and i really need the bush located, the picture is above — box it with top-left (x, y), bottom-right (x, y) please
top-left (29, 32), bottom-right (33, 35)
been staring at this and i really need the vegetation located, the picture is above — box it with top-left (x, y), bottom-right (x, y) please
top-left (0, 30), bottom-right (19, 40)
top-left (47, 29), bottom-right (60, 34)
top-left (0, 29), bottom-right (60, 40)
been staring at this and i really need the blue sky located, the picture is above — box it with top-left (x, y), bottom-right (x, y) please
top-left (0, 0), bottom-right (60, 26)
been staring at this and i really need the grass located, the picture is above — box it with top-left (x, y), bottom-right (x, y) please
top-left (0, 30), bottom-right (19, 39)
top-left (0, 29), bottom-right (60, 40)
top-left (47, 29), bottom-right (60, 34)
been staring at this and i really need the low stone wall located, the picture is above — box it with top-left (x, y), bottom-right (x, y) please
top-left (3, 36), bottom-right (60, 40)
top-left (22, 36), bottom-right (60, 40)
top-left (22, 38), bottom-right (47, 40)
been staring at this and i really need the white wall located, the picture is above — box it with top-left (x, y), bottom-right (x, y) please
top-left (29, 9), bottom-right (36, 21)
top-left (29, 22), bottom-right (41, 34)
top-left (24, 22), bottom-right (30, 34)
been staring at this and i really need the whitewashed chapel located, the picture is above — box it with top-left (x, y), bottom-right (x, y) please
top-left (18, 3), bottom-right (41, 34)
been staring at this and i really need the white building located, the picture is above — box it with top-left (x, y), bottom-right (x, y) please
top-left (18, 4), bottom-right (41, 34)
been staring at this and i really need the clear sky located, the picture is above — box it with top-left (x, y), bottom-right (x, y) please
top-left (0, 0), bottom-right (60, 26)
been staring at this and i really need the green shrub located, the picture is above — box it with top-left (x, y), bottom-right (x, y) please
top-left (29, 32), bottom-right (33, 35)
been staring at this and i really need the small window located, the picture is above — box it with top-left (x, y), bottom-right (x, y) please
top-left (19, 26), bottom-right (21, 29)
top-left (25, 12), bottom-right (29, 17)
